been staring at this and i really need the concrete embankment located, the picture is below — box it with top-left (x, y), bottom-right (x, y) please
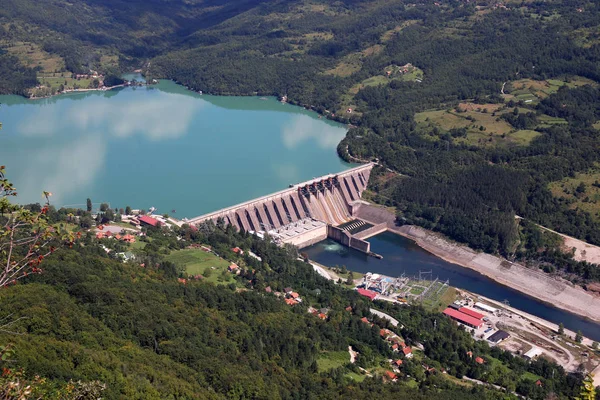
top-left (356, 204), bottom-right (600, 323)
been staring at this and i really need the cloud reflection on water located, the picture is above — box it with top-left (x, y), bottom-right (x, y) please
top-left (11, 91), bottom-right (203, 205)
top-left (281, 115), bottom-right (346, 150)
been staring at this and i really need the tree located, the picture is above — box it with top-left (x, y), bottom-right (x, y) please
top-left (87, 198), bottom-right (92, 212)
top-left (558, 323), bottom-right (564, 335)
top-left (100, 203), bottom-right (109, 212)
top-left (346, 271), bottom-right (354, 286)
top-left (575, 374), bottom-right (596, 400)
top-left (575, 330), bottom-right (583, 343)
top-left (125, 206), bottom-right (132, 215)
top-left (592, 341), bottom-right (598, 350)
top-left (1, 166), bottom-right (72, 287)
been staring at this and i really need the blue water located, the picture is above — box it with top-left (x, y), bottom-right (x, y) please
top-left (0, 78), bottom-right (350, 218)
top-left (304, 231), bottom-right (600, 341)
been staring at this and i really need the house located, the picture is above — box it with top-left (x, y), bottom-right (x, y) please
top-left (466, 351), bottom-right (473, 358)
top-left (285, 298), bottom-right (298, 306)
top-left (475, 357), bottom-right (485, 364)
top-left (393, 359), bottom-right (403, 367)
top-left (384, 371), bottom-right (397, 381)
top-left (139, 215), bottom-right (160, 227)
top-left (284, 287), bottom-right (293, 294)
top-left (265, 286), bottom-right (272, 293)
top-left (177, 278), bottom-right (187, 285)
top-left (535, 380), bottom-right (543, 387)
top-left (96, 232), bottom-right (106, 239)
top-left (360, 317), bottom-right (370, 324)
top-left (380, 329), bottom-right (390, 338)
top-left (402, 347), bottom-right (413, 358)
top-left (290, 292), bottom-right (300, 299)
top-left (122, 234), bottom-right (136, 243)
top-left (232, 247), bottom-right (244, 255)
top-left (228, 263), bottom-right (239, 272)
top-left (392, 343), bottom-right (399, 352)
top-left (345, 306), bottom-right (353, 312)
top-left (318, 313), bottom-right (327, 320)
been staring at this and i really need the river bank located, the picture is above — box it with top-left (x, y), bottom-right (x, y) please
top-left (356, 203), bottom-right (600, 324)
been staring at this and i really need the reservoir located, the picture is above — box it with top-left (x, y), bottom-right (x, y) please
top-left (0, 78), bottom-right (349, 218)
top-left (304, 231), bottom-right (600, 341)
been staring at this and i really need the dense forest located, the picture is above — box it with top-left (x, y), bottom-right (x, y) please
top-left (0, 208), bottom-right (592, 398)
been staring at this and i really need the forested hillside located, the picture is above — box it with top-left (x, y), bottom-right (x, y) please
top-left (0, 211), bottom-right (588, 399)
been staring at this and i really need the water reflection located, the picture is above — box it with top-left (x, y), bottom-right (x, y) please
top-left (0, 80), bottom-right (350, 215)
top-left (282, 114), bottom-right (347, 149)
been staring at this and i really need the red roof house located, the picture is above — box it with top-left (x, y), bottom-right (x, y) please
top-left (475, 357), bottom-right (485, 364)
top-left (318, 313), bottom-right (327, 320)
top-left (384, 371), bottom-right (397, 381)
top-left (392, 343), bottom-right (399, 352)
top-left (357, 288), bottom-right (378, 300)
top-left (394, 359), bottom-right (403, 367)
top-left (402, 347), bottom-right (413, 358)
top-left (290, 292), bottom-right (300, 299)
top-left (139, 215), bottom-right (160, 227)
top-left (285, 298), bottom-right (298, 306)
top-left (228, 263), bottom-right (239, 272)
top-left (232, 247), bottom-right (244, 255)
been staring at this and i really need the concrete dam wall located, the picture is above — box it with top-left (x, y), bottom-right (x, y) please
top-left (188, 163), bottom-right (374, 233)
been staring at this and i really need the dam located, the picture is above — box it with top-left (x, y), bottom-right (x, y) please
top-left (188, 163), bottom-right (376, 249)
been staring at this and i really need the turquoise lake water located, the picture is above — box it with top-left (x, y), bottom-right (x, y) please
top-left (0, 79), bottom-right (350, 218)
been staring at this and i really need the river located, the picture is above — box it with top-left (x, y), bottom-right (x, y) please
top-left (304, 231), bottom-right (600, 341)
top-left (0, 77), bottom-right (349, 218)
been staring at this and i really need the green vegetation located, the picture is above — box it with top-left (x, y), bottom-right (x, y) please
top-left (165, 248), bottom-right (233, 284)
top-left (316, 350), bottom-right (349, 372)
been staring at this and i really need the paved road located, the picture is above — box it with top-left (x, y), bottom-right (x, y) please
top-left (370, 308), bottom-right (400, 327)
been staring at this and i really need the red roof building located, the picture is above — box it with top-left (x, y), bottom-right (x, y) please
top-left (285, 298), bottom-right (298, 306)
top-left (458, 307), bottom-right (485, 320)
top-left (345, 306), bottom-right (353, 312)
top-left (290, 292), bottom-right (300, 299)
top-left (394, 360), bottom-right (403, 367)
top-left (392, 343), bottom-right (399, 351)
top-left (228, 263), bottom-right (239, 272)
top-left (384, 371), bottom-right (397, 381)
top-left (443, 307), bottom-right (484, 329)
top-left (475, 357), bottom-right (485, 364)
top-left (139, 215), bottom-right (159, 227)
top-left (232, 247), bottom-right (244, 255)
top-left (357, 288), bottom-right (378, 300)
top-left (360, 317), bottom-right (370, 324)
top-left (402, 347), bottom-right (413, 357)
top-left (318, 313), bottom-right (327, 320)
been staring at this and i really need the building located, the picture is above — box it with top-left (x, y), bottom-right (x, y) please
top-left (384, 371), bottom-right (397, 381)
top-left (285, 298), bottom-right (298, 306)
top-left (475, 357), bottom-right (485, 364)
top-left (474, 302), bottom-right (498, 314)
top-left (231, 247), bottom-right (244, 255)
top-left (402, 346), bottom-right (413, 358)
top-left (228, 263), bottom-right (239, 272)
top-left (524, 347), bottom-right (543, 360)
top-left (487, 330), bottom-right (510, 344)
top-left (357, 288), bottom-right (378, 300)
top-left (458, 307), bottom-right (485, 320)
top-left (139, 215), bottom-right (160, 227)
top-left (443, 307), bottom-right (484, 329)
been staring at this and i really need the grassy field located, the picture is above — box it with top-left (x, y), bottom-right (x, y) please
top-left (415, 103), bottom-right (542, 147)
top-left (344, 372), bottom-right (366, 382)
top-left (165, 248), bottom-right (233, 284)
top-left (505, 76), bottom-right (597, 103)
top-left (549, 164), bottom-right (600, 222)
top-left (317, 351), bottom-right (350, 372)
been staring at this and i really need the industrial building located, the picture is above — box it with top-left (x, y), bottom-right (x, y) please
top-left (443, 307), bottom-right (484, 329)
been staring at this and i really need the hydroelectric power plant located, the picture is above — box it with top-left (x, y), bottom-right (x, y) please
top-left (188, 163), bottom-right (385, 253)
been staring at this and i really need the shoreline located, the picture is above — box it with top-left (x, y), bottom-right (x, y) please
top-left (28, 84), bottom-right (129, 100)
top-left (356, 204), bottom-right (600, 324)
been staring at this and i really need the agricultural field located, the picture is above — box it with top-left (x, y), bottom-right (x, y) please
top-left (414, 103), bottom-right (541, 147)
top-left (503, 76), bottom-right (597, 104)
top-left (549, 164), bottom-right (600, 222)
top-left (165, 248), bottom-right (233, 284)
top-left (2, 40), bottom-right (105, 97)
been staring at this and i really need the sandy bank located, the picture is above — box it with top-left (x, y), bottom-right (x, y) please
top-left (356, 204), bottom-right (600, 323)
